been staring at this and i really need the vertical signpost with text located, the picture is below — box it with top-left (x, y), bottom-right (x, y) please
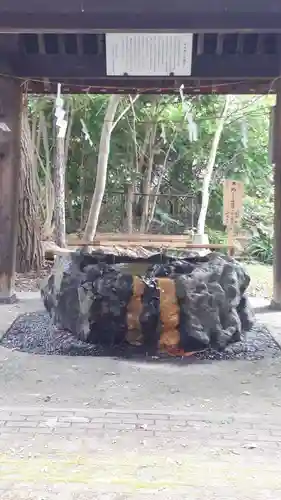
top-left (223, 180), bottom-right (244, 256)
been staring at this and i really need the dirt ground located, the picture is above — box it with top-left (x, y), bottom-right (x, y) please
top-left (15, 262), bottom-right (52, 292)
top-left (244, 263), bottom-right (273, 299)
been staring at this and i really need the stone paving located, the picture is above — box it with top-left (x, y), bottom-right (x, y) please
top-left (1, 406), bottom-right (281, 499)
top-left (0, 293), bottom-right (281, 498)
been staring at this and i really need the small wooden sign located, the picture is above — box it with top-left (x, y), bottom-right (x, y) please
top-left (223, 179), bottom-right (244, 229)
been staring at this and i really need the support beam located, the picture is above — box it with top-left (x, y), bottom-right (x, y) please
top-left (192, 55), bottom-right (277, 79)
top-left (0, 78), bottom-right (21, 302)
top-left (12, 53), bottom-right (278, 80)
top-left (272, 86), bottom-right (281, 308)
top-left (13, 54), bottom-right (106, 79)
top-left (0, 0), bottom-right (281, 31)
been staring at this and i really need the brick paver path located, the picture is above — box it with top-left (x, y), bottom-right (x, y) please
top-left (0, 406), bottom-right (281, 499)
top-left (0, 406), bottom-right (280, 444)
top-left (0, 294), bottom-right (281, 498)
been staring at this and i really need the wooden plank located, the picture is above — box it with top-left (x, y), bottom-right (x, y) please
top-left (0, 0), bottom-right (276, 15)
top-left (223, 179), bottom-right (244, 227)
top-left (192, 54), bottom-right (278, 79)
top-left (68, 237), bottom-right (192, 246)
top-left (68, 233), bottom-right (192, 242)
top-left (12, 53), bottom-right (279, 80)
top-left (67, 233), bottom-right (234, 251)
top-left (67, 240), bottom-right (234, 250)
top-left (13, 54), bottom-right (106, 79)
top-left (0, 1), bottom-right (280, 32)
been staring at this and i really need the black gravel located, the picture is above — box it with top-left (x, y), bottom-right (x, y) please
top-left (1, 311), bottom-right (280, 362)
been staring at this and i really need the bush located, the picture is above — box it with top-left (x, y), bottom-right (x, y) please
top-left (242, 196), bottom-right (273, 235)
top-left (207, 229), bottom-right (228, 245)
top-left (245, 231), bottom-right (273, 265)
top-left (207, 229), bottom-right (228, 255)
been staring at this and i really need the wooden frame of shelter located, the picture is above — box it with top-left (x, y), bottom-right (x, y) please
top-left (67, 233), bottom-right (235, 255)
top-left (0, 0), bottom-right (280, 306)
top-left (66, 189), bottom-right (234, 254)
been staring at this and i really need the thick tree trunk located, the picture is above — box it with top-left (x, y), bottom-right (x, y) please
top-left (16, 103), bottom-right (43, 273)
top-left (197, 96), bottom-right (231, 235)
top-left (83, 94), bottom-right (121, 242)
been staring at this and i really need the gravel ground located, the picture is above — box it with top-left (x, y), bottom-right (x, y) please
top-left (1, 311), bottom-right (280, 362)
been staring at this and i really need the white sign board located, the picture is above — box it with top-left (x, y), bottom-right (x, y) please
top-left (105, 33), bottom-right (193, 76)
top-left (223, 179), bottom-right (244, 228)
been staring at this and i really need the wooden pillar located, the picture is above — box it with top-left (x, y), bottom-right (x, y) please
top-left (0, 77), bottom-right (21, 303)
top-left (272, 86), bottom-right (281, 308)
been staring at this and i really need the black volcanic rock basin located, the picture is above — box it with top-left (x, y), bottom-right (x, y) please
top-left (40, 250), bottom-right (255, 355)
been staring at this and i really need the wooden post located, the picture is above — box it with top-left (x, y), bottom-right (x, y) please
top-left (272, 86), bottom-right (281, 308)
top-left (0, 78), bottom-right (21, 303)
top-left (223, 179), bottom-right (244, 259)
top-left (227, 227), bottom-right (235, 257)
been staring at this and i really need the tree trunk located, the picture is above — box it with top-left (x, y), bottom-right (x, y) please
top-left (140, 123), bottom-right (157, 232)
top-left (83, 94), bottom-right (121, 242)
top-left (146, 131), bottom-right (178, 231)
top-left (54, 135), bottom-right (66, 247)
top-left (197, 96), bottom-right (231, 235)
top-left (125, 183), bottom-right (134, 233)
top-left (39, 111), bottom-right (55, 239)
top-left (16, 103), bottom-right (43, 273)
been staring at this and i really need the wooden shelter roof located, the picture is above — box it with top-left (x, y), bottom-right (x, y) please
top-left (0, 1), bottom-right (280, 94)
top-left (1, 0), bottom-right (281, 31)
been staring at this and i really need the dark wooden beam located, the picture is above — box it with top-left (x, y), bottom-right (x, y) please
top-left (11, 53), bottom-right (279, 80)
top-left (12, 54), bottom-right (106, 79)
top-left (192, 54), bottom-right (278, 78)
top-left (3, 0), bottom-right (277, 13)
top-left (272, 84), bottom-right (281, 308)
top-left (2, 13), bottom-right (281, 32)
top-left (0, 77), bottom-right (21, 302)
top-left (0, 0), bottom-right (281, 31)
top-left (271, 30), bottom-right (281, 308)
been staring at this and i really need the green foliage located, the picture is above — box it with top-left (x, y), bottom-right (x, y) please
top-left (245, 231), bottom-right (273, 265)
top-left (207, 229), bottom-right (228, 245)
top-left (242, 196), bottom-right (273, 232)
top-left (29, 93), bottom-right (273, 237)
top-left (207, 229), bottom-right (228, 255)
